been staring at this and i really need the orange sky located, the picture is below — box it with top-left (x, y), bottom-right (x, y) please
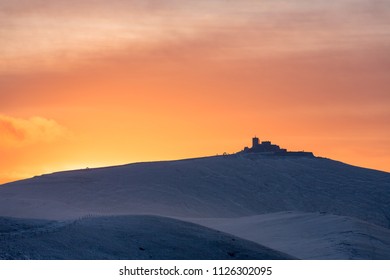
top-left (1, 0), bottom-right (390, 183)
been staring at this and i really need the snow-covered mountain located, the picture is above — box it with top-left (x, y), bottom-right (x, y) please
top-left (0, 154), bottom-right (389, 259)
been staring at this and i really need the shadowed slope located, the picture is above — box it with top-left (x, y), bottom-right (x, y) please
top-left (191, 211), bottom-right (390, 260)
top-left (0, 215), bottom-right (295, 260)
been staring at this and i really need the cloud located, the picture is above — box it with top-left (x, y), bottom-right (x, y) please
top-left (1, 0), bottom-right (389, 74)
top-left (0, 114), bottom-right (68, 147)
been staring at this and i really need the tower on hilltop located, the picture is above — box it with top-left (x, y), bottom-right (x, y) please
top-left (242, 136), bottom-right (314, 157)
top-left (252, 136), bottom-right (259, 148)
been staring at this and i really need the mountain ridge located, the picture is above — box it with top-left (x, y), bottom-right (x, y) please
top-left (0, 154), bottom-right (389, 225)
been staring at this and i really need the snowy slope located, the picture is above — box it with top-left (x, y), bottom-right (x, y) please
top-left (0, 155), bottom-right (389, 226)
top-left (191, 211), bottom-right (390, 260)
top-left (0, 154), bottom-right (389, 259)
top-left (0, 215), bottom-right (294, 260)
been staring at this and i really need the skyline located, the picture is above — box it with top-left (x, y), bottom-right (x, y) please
top-left (1, 0), bottom-right (390, 183)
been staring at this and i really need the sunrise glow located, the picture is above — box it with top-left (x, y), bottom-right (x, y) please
top-left (1, 0), bottom-right (389, 183)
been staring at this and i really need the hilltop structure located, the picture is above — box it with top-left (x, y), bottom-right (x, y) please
top-left (241, 137), bottom-right (314, 157)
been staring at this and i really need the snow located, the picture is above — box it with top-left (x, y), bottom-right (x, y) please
top-left (190, 211), bottom-right (390, 260)
top-left (0, 154), bottom-right (389, 259)
top-left (0, 215), bottom-right (294, 260)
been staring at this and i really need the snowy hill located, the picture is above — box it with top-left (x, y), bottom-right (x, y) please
top-left (191, 211), bottom-right (390, 260)
top-left (0, 154), bottom-right (389, 259)
top-left (0, 215), bottom-right (294, 260)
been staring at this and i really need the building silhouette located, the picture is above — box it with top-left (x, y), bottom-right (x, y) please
top-left (242, 137), bottom-right (314, 157)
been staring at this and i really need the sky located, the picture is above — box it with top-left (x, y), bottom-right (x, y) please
top-left (1, 0), bottom-right (390, 183)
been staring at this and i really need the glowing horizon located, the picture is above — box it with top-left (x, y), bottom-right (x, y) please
top-left (1, 0), bottom-right (390, 184)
